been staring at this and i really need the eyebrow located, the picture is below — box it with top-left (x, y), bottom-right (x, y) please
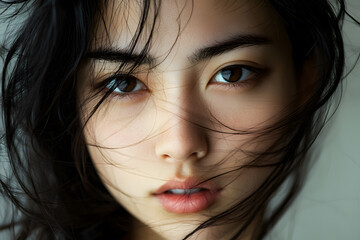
top-left (189, 34), bottom-right (271, 64)
top-left (85, 48), bottom-right (154, 65)
top-left (86, 34), bottom-right (271, 66)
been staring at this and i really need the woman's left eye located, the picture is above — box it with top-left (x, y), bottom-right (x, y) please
top-left (210, 65), bottom-right (260, 85)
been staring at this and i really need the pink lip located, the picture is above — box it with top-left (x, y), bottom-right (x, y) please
top-left (153, 178), bottom-right (220, 214)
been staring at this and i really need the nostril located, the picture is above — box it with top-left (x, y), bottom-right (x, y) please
top-left (195, 151), bottom-right (206, 159)
top-left (160, 151), bottom-right (207, 163)
top-left (154, 119), bottom-right (209, 162)
top-left (161, 154), bottom-right (171, 161)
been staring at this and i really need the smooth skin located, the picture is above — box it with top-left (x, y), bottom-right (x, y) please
top-left (78, 0), bottom-right (315, 239)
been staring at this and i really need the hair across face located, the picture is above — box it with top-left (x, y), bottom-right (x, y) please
top-left (0, 0), bottom-right (349, 239)
top-left (78, 0), bottom-right (313, 239)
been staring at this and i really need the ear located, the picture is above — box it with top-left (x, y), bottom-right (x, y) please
top-left (296, 52), bottom-right (318, 106)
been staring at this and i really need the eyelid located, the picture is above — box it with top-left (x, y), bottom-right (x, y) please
top-left (208, 63), bottom-right (267, 88)
top-left (94, 73), bottom-right (149, 100)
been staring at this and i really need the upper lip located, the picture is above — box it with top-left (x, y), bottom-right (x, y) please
top-left (153, 177), bottom-right (220, 195)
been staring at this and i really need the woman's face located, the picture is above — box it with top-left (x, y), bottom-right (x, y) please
top-left (79, 0), bottom-right (300, 239)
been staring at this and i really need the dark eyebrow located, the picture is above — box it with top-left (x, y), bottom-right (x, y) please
top-left (189, 34), bottom-right (272, 64)
top-left (86, 34), bottom-right (271, 66)
top-left (86, 48), bottom-right (155, 65)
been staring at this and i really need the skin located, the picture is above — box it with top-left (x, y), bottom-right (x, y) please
top-left (78, 0), bottom-right (314, 239)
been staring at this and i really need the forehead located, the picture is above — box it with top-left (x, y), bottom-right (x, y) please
top-left (93, 0), bottom-right (287, 64)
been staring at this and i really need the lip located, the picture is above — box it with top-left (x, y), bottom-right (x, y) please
top-left (153, 178), bottom-right (221, 214)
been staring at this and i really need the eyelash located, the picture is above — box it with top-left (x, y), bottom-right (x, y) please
top-left (209, 64), bottom-right (265, 89)
top-left (98, 74), bottom-right (148, 100)
top-left (99, 64), bottom-right (265, 99)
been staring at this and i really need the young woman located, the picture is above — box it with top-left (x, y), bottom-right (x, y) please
top-left (0, 0), bottom-right (358, 239)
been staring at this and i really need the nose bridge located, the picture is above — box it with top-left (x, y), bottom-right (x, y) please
top-left (154, 79), bottom-right (208, 162)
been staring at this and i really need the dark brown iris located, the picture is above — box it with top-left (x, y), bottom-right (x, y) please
top-left (117, 77), bottom-right (137, 92)
top-left (220, 66), bottom-right (243, 82)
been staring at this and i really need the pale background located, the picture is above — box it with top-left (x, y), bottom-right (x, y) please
top-left (269, 1), bottom-right (360, 239)
top-left (0, 1), bottom-right (359, 239)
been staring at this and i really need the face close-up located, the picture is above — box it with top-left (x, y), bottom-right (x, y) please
top-left (78, 0), bottom-right (308, 239)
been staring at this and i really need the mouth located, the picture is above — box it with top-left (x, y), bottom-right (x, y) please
top-left (164, 188), bottom-right (204, 194)
top-left (153, 179), bottom-right (220, 214)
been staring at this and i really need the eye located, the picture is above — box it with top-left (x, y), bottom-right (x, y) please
top-left (211, 65), bottom-right (261, 85)
top-left (105, 75), bottom-right (146, 94)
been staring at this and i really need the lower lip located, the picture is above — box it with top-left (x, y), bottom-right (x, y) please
top-left (156, 190), bottom-right (218, 213)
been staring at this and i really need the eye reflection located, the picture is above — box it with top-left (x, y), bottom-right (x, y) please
top-left (106, 76), bottom-right (146, 94)
top-left (213, 65), bottom-right (254, 84)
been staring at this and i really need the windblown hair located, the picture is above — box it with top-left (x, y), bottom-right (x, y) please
top-left (0, 0), bottom-right (357, 239)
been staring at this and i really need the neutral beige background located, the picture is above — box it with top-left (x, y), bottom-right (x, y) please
top-left (1, 1), bottom-right (359, 239)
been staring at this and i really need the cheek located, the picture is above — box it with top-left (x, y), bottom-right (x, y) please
top-left (88, 144), bottom-right (152, 192)
top-left (84, 109), bottom-right (161, 198)
top-left (87, 144), bottom-right (160, 219)
top-left (82, 100), bottom-right (160, 195)
top-left (220, 166), bottom-right (274, 205)
top-left (205, 74), bottom-right (297, 162)
top-left (207, 73), bottom-right (297, 131)
top-left (83, 97), bottom-right (156, 148)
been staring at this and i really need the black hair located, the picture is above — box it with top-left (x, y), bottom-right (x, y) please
top-left (0, 0), bottom-right (358, 239)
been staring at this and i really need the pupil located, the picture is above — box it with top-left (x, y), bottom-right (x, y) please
top-left (221, 67), bottom-right (242, 82)
top-left (118, 78), bottom-right (136, 92)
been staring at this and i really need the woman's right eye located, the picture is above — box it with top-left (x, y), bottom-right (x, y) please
top-left (105, 75), bottom-right (147, 95)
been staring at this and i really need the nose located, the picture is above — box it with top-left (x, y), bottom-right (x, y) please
top-left (155, 114), bottom-right (208, 163)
